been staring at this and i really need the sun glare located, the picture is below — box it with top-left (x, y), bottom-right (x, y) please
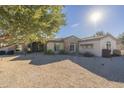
top-left (90, 11), bottom-right (103, 24)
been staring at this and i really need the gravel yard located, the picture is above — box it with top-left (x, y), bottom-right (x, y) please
top-left (0, 53), bottom-right (124, 88)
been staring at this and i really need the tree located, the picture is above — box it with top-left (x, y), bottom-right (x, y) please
top-left (119, 32), bottom-right (124, 45)
top-left (0, 6), bottom-right (65, 44)
top-left (95, 31), bottom-right (105, 36)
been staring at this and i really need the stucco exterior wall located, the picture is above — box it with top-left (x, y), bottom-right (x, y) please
top-left (47, 42), bottom-right (54, 51)
top-left (100, 36), bottom-right (117, 55)
top-left (46, 35), bottom-right (117, 56)
top-left (47, 42), bottom-right (64, 52)
top-left (64, 36), bottom-right (80, 53)
top-left (79, 40), bottom-right (101, 56)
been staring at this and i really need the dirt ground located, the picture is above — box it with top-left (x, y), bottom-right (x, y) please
top-left (0, 54), bottom-right (124, 88)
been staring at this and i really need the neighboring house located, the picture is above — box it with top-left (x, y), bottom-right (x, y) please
top-left (47, 34), bottom-right (118, 56)
top-left (0, 44), bottom-right (16, 52)
top-left (47, 35), bottom-right (81, 53)
top-left (0, 35), bottom-right (27, 53)
top-left (0, 34), bottom-right (45, 53)
top-left (0, 43), bottom-right (26, 53)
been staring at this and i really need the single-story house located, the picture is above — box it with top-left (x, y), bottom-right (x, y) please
top-left (47, 35), bottom-right (81, 53)
top-left (47, 34), bottom-right (118, 56)
top-left (78, 34), bottom-right (117, 56)
top-left (0, 34), bottom-right (45, 53)
top-left (0, 43), bottom-right (27, 53)
top-left (0, 33), bottom-right (119, 56)
top-left (0, 42), bottom-right (44, 53)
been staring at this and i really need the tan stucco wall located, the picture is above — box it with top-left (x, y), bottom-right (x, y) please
top-left (79, 40), bottom-right (101, 56)
top-left (46, 36), bottom-right (117, 56)
top-left (100, 36), bottom-right (117, 55)
top-left (64, 36), bottom-right (80, 53)
top-left (79, 36), bottom-right (117, 56)
top-left (47, 42), bottom-right (64, 52)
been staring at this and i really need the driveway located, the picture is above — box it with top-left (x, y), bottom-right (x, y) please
top-left (0, 53), bottom-right (124, 87)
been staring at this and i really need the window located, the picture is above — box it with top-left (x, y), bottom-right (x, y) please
top-left (70, 43), bottom-right (75, 51)
top-left (54, 43), bottom-right (60, 51)
top-left (82, 45), bottom-right (86, 48)
top-left (81, 44), bottom-right (93, 49)
top-left (89, 44), bottom-right (93, 48)
top-left (106, 41), bottom-right (111, 50)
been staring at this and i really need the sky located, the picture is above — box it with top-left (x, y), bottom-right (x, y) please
top-left (56, 5), bottom-right (124, 38)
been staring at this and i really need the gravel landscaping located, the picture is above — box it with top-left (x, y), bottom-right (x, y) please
top-left (0, 53), bottom-right (124, 88)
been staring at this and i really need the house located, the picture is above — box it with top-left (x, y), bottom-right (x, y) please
top-left (0, 33), bottom-right (118, 56)
top-left (79, 34), bottom-right (117, 56)
top-left (0, 43), bottom-right (27, 53)
top-left (47, 35), bottom-right (81, 53)
top-left (0, 42), bottom-right (44, 53)
top-left (47, 34), bottom-right (118, 56)
top-left (0, 34), bottom-right (45, 53)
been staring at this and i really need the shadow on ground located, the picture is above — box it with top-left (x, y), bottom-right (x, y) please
top-left (10, 53), bottom-right (70, 65)
top-left (9, 53), bottom-right (124, 83)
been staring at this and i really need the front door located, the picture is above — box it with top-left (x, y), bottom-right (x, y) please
top-left (69, 43), bottom-right (76, 53)
top-left (28, 42), bottom-right (44, 52)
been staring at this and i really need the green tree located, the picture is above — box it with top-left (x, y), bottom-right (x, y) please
top-left (95, 31), bottom-right (105, 36)
top-left (119, 32), bottom-right (124, 45)
top-left (0, 5), bottom-right (65, 44)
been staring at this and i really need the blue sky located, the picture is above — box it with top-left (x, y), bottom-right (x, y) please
top-left (56, 5), bottom-right (124, 38)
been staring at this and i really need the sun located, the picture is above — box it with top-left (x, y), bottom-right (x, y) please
top-left (90, 11), bottom-right (103, 24)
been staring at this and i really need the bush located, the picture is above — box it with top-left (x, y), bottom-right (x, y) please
top-left (113, 49), bottom-right (121, 56)
top-left (45, 49), bottom-right (54, 55)
top-left (0, 51), bottom-right (6, 55)
top-left (6, 50), bottom-right (14, 55)
top-left (82, 52), bottom-right (94, 57)
top-left (16, 49), bottom-right (20, 51)
top-left (102, 49), bottom-right (111, 57)
top-left (59, 50), bottom-right (67, 54)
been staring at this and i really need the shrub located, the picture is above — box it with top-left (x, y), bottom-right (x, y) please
top-left (7, 50), bottom-right (14, 55)
top-left (45, 49), bottom-right (54, 55)
top-left (82, 52), bottom-right (94, 57)
top-left (102, 49), bottom-right (111, 57)
top-left (59, 50), bottom-right (67, 54)
top-left (113, 49), bottom-right (121, 56)
top-left (0, 51), bottom-right (6, 55)
top-left (78, 52), bottom-right (84, 56)
top-left (16, 49), bottom-right (20, 51)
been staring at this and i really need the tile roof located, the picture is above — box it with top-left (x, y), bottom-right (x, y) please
top-left (79, 34), bottom-right (117, 42)
top-left (48, 38), bottom-right (64, 42)
top-left (47, 35), bottom-right (80, 42)
top-left (81, 35), bottom-right (105, 41)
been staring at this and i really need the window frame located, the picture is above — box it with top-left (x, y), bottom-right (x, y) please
top-left (106, 41), bottom-right (111, 50)
top-left (70, 43), bottom-right (75, 52)
top-left (80, 44), bottom-right (94, 49)
top-left (54, 43), bottom-right (60, 51)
